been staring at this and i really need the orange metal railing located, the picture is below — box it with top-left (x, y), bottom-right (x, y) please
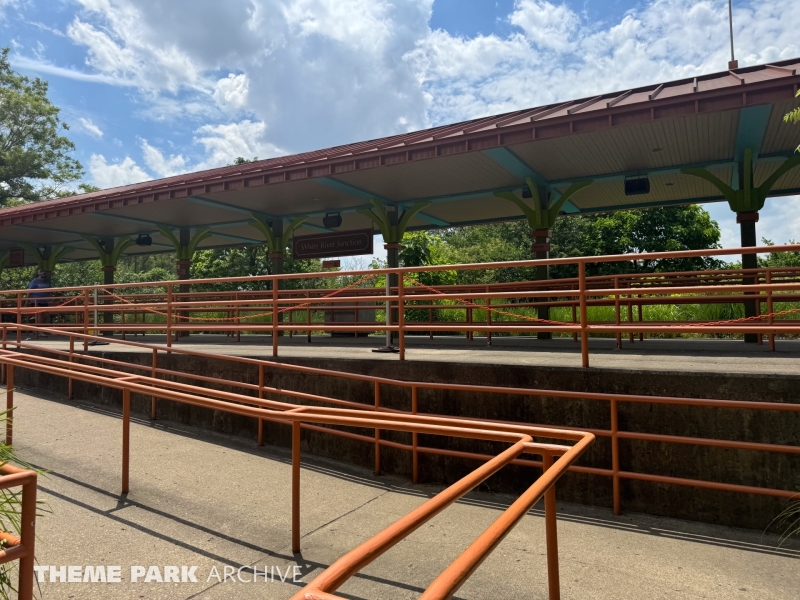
top-left (2, 323), bottom-right (798, 513)
top-left (2, 244), bottom-right (800, 366)
top-left (0, 464), bottom-right (37, 600)
top-left (0, 326), bottom-right (592, 599)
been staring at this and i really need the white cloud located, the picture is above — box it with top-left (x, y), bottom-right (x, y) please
top-left (193, 120), bottom-right (284, 170)
top-left (213, 73), bottom-right (249, 111)
top-left (510, 0), bottom-right (580, 52)
top-left (77, 117), bottom-right (103, 138)
top-left (407, 0), bottom-right (800, 123)
top-left (139, 139), bottom-right (187, 178)
top-left (88, 154), bottom-right (152, 188)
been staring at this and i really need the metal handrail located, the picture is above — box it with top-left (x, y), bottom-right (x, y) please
top-left (0, 464), bottom-right (37, 600)
top-left (0, 334), bottom-right (592, 599)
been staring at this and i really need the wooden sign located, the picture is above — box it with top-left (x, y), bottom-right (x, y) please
top-left (322, 260), bottom-right (341, 269)
top-left (531, 242), bottom-right (551, 253)
top-left (9, 249), bottom-right (24, 267)
top-left (293, 229), bottom-right (373, 259)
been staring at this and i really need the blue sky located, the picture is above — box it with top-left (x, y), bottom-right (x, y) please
top-left (1, 0), bottom-right (799, 260)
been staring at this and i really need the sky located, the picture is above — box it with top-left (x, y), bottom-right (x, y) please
top-left (1, 0), bottom-right (800, 262)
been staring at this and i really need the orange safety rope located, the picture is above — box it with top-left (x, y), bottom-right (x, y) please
top-left (0, 294), bottom-right (80, 316)
top-left (402, 275), bottom-right (574, 326)
top-left (98, 273), bottom-right (377, 323)
top-left (688, 307), bottom-right (800, 327)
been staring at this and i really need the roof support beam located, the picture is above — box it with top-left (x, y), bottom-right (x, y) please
top-left (483, 147), bottom-right (581, 214)
top-left (185, 196), bottom-right (332, 232)
top-left (317, 177), bottom-right (449, 229)
top-left (731, 105), bottom-right (773, 189)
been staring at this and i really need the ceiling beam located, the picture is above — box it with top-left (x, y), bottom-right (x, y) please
top-left (483, 147), bottom-right (580, 213)
top-left (731, 104), bottom-right (773, 189)
top-left (317, 177), bottom-right (449, 228)
top-left (185, 196), bottom-right (332, 232)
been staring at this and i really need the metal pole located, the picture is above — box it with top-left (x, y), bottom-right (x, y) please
top-left (728, 0), bottom-right (736, 67)
top-left (542, 453), bottom-right (560, 600)
top-left (292, 420), bottom-right (301, 553)
top-left (5, 365), bottom-right (13, 446)
top-left (122, 388), bottom-right (130, 494)
top-left (579, 263), bottom-right (589, 368)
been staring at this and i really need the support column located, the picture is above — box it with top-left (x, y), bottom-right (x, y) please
top-left (271, 214), bottom-right (285, 337)
top-left (82, 236), bottom-right (133, 338)
top-left (738, 212), bottom-right (759, 343)
top-left (495, 178), bottom-right (592, 342)
top-left (358, 199), bottom-right (430, 354)
top-left (102, 237), bottom-right (115, 336)
top-left (683, 149), bottom-right (800, 344)
top-left (533, 227), bottom-right (551, 340)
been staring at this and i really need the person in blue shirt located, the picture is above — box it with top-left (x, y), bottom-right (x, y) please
top-left (26, 270), bottom-right (51, 331)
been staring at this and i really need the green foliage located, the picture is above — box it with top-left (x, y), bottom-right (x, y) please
top-left (0, 407), bottom-right (47, 599)
top-left (0, 48), bottom-right (83, 205)
top-left (759, 238), bottom-right (800, 268)
top-left (784, 90), bottom-right (800, 130)
top-left (431, 205), bottom-right (722, 283)
top-left (191, 245), bottom-right (322, 291)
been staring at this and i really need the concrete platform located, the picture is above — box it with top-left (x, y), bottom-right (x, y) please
top-left (16, 333), bottom-right (800, 376)
top-left (13, 389), bottom-right (800, 599)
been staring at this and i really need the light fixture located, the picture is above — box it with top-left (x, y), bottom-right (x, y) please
top-left (624, 176), bottom-right (650, 196)
top-left (136, 234), bottom-right (153, 247)
top-left (521, 185), bottom-right (532, 199)
top-left (323, 212), bottom-right (342, 228)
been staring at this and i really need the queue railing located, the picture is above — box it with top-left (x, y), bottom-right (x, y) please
top-left (1, 244), bottom-right (800, 365)
top-left (0, 326), bottom-right (592, 599)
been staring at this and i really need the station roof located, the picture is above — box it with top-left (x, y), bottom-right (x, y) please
top-left (2, 57), bottom-right (800, 264)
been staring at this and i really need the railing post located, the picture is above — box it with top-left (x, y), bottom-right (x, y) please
top-left (637, 301), bottom-right (644, 342)
top-left (542, 453), bottom-right (560, 600)
top-left (166, 284), bottom-right (173, 348)
top-left (306, 291), bottom-right (311, 343)
top-left (766, 270), bottom-right (775, 351)
top-left (122, 388), bottom-right (130, 494)
top-left (151, 349), bottom-right (158, 419)
top-left (258, 364), bottom-right (265, 446)
top-left (398, 271), bottom-right (405, 360)
top-left (578, 263), bottom-right (589, 368)
top-left (5, 364), bottom-right (13, 446)
top-left (68, 335), bottom-right (74, 400)
top-left (16, 292), bottom-right (23, 345)
top-left (627, 283), bottom-right (634, 344)
top-left (83, 289), bottom-right (89, 350)
top-left (571, 304), bottom-right (578, 342)
top-left (18, 472), bottom-right (37, 600)
top-left (486, 292), bottom-right (492, 346)
top-left (374, 381), bottom-right (381, 475)
top-left (411, 385), bottom-right (419, 484)
top-left (292, 419), bottom-right (301, 553)
top-left (614, 275), bottom-right (622, 349)
top-left (610, 399), bottom-right (620, 515)
top-left (272, 277), bottom-right (279, 358)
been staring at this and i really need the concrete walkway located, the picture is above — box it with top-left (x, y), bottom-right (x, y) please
top-left (11, 389), bottom-right (800, 599)
top-left (19, 334), bottom-right (800, 376)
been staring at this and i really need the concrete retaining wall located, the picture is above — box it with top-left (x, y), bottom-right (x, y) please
top-left (12, 350), bottom-right (800, 531)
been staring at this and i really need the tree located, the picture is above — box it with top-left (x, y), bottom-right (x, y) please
top-left (0, 48), bottom-right (83, 205)
top-left (785, 90), bottom-right (800, 128)
top-left (759, 238), bottom-right (800, 268)
top-left (433, 205), bottom-right (722, 283)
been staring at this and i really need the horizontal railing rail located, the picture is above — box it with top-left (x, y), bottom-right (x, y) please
top-left (2, 244), bottom-right (800, 364)
top-left (2, 323), bottom-right (798, 516)
top-left (0, 326), bottom-right (592, 600)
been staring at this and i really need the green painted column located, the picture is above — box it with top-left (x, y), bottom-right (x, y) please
top-left (683, 149), bottom-right (800, 343)
top-left (495, 178), bottom-right (592, 340)
top-left (83, 235), bottom-right (134, 336)
top-left (359, 199), bottom-right (430, 351)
